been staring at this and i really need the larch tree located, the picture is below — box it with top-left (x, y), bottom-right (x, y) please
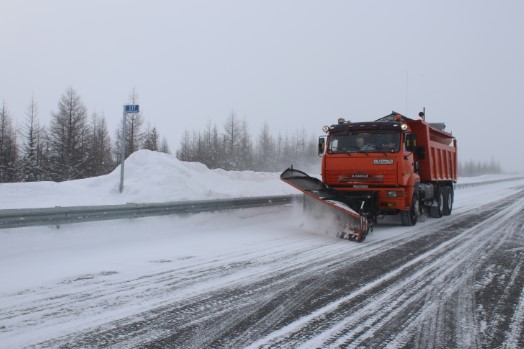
top-left (86, 112), bottom-right (114, 177)
top-left (143, 123), bottom-right (160, 151)
top-left (223, 112), bottom-right (242, 170)
top-left (237, 118), bottom-right (253, 170)
top-left (0, 101), bottom-right (18, 182)
top-left (159, 137), bottom-right (171, 154)
top-left (255, 122), bottom-right (275, 171)
top-left (176, 130), bottom-right (193, 162)
top-left (20, 96), bottom-right (43, 181)
top-left (209, 123), bottom-right (221, 168)
top-left (48, 87), bottom-right (89, 181)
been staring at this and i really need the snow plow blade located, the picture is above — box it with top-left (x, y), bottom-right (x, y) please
top-left (280, 168), bottom-right (370, 242)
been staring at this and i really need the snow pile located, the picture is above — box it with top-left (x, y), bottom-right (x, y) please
top-left (0, 150), bottom-right (301, 209)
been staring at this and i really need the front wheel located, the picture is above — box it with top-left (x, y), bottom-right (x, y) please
top-left (401, 193), bottom-right (419, 226)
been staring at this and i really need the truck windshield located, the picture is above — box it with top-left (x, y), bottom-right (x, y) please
top-left (328, 131), bottom-right (401, 154)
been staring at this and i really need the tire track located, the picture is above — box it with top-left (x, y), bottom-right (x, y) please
top-left (246, 191), bottom-right (524, 348)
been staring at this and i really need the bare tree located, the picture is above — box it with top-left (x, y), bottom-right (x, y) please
top-left (0, 101), bottom-right (18, 182)
top-left (223, 111), bottom-right (242, 170)
top-left (159, 137), bottom-right (171, 154)
top-left (36, 127), bottom-right (51, 181)
top-left (20, 96), bottom-right (43, 181)
top-left (143, 122), bottom-right (160, 151)
top-left (237, 118), bottom-right (253, 170)
top-left (85, 112), bottom-right (114, 177)
top-left (255, 122), bottom-right (275, 171)
top-left (178, 130), bottom-right (190, 161)
top-left (48, 87), bottom-right (89, 181)
top-left (210, 123), bottom-right (222, 168)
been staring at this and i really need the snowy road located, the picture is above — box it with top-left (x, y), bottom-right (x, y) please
top-left (1, 180), bottom-right (524, 348)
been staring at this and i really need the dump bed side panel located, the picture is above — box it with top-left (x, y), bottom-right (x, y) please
top-left (410, 120), bottom-right (457, 183)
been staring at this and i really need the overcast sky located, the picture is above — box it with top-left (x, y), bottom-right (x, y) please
top-left (1, 0), bottom-right (523, 172)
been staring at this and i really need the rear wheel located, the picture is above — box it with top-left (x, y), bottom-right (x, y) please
top-left (442, 186), bottom-right (453, 216)
top-left (401, 192), bottom-right (419, 226)
top-left (429, 187), bottom-right (444, 218)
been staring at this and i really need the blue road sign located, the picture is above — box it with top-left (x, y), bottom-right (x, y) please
top-left (124, 105), bottom-right (140, 113)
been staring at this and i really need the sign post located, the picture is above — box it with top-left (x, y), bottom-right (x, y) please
top-left (119, 105), bottom-right (140, 193)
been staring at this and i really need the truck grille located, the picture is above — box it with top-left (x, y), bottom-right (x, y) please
top-left (325, 170), bottom-right (397, 186)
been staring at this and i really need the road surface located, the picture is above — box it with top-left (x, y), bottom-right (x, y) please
top-left (1, 180), bottom-right (523, 348)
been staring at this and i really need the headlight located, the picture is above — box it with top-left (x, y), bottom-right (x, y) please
top-left (322, 125), bottom-right (330, 133)
top-left (401, 123), bottom-right (408, 131)
top-left (387, 191), bottom-right (398, 198)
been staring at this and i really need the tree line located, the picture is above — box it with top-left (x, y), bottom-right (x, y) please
top-left (176, 112), bottom-right (321, 173)
top-left (457, 158), bottom-right (504, 177)
top-left (5, 89), bottom-right (501, 183)
top-left (0, 87), bottom-right (170, 183)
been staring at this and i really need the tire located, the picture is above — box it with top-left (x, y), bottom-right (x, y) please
top-left (429, 187), bottom-right (444, 218)
top-left (442, 186), bottom-right (453, 216)
top-left (401, 192), bottom-right (419, 226)
top-left (442, 187), bottom-right (453, 216)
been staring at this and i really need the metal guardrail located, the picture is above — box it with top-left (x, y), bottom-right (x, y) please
top-left (455, 176), bottom-right (524, 189)
top-left (0, 195), bottom-right (303, 229)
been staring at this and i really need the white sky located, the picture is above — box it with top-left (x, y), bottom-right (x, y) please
top-left (1, 0), bottom-right (523, 172)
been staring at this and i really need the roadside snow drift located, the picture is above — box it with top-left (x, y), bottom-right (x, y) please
top-left (0, 150), bottom-right (300, 209)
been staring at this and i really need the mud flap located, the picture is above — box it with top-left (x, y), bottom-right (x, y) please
top-left (280, 168), bottom-right (370, 242)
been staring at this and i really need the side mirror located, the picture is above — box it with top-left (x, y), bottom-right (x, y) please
top-left (318, 137), bottom-right (326, 156)
top-left (416, 147), bottom-right (426, 160)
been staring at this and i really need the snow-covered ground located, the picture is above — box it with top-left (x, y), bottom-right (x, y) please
top-left (1, 150), bottom-right (523, 348)
top-left (0, 150), bottom-right (299, 209)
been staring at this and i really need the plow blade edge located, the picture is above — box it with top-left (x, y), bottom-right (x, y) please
top-left (280, 168), bottom-right (370, 242)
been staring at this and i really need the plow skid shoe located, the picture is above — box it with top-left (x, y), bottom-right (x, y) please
top-left (280, 168), bottom-right (369, 242)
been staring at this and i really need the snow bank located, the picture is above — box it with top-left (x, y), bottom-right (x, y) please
top-left (0, 150), bottom-right (300, 209)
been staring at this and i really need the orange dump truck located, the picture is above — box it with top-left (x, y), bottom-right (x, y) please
top-left (281, 111), bottom-right (457, 242)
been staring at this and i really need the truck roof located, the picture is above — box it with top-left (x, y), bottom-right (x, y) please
top-left (328, 111), bottom-right (405, 132)
top-left (328, 121), bottom-right (403, 133)
top-left (328, 111), bottom-right (453, 139)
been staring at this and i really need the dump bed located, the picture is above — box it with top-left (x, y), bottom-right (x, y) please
top-left (409, 119), bottom-right (457, 183)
